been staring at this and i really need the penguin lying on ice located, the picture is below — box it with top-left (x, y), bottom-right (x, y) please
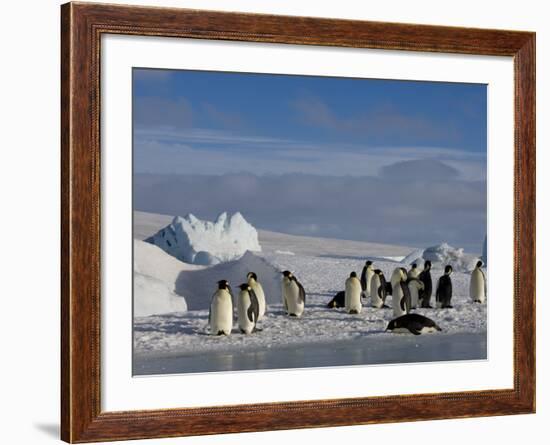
top-left (386, 313), bottom-right (442, 335)
top-left (327, 291), bottom-right (346, 308)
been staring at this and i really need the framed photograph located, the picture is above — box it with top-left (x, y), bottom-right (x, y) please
top-left (61, 2), bottom-right (535, 442)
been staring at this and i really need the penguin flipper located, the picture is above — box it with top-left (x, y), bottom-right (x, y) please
top-left (360, 267), bottom-right (367, 291)
top-left (407, 321), bottom-right (425, 335)
top-left (297, 280), bottom-right (306, 305)
top-left (248, 288), bottom-right (260, 323)
top-left (400, 294), bottom-right (407, 312)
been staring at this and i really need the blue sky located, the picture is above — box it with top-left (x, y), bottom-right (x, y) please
top-left (133, 68), bottom-right (487, 252)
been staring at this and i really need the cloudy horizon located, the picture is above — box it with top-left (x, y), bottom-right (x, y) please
top-left (133, 68), bottom-right (487, 253)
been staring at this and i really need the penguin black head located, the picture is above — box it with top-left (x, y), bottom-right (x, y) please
top-left (247, 271), bottom-right (258, 281)
top-left (476, 260), bottom-right (483, 268)
top-left (374, 269), bottom-right (382, 275)
top-left (386, 319), bottom-right (397, 331)
top-left (412, 263), bottom-right (417, 269)
top-left (238, 283), bottom-right (251, 291)
top-left (282, 270), bottom-right (293, 278)
top-left (217, 280), bottom-right (230, 290)
top-left (445, 265), bottom-right (453, 274)
top-left (350, 271), bottom-right (357, 278)
top-left (424, 260), bottom-right (432, 270)
top-left (365, 260), bottom-right (373, 267)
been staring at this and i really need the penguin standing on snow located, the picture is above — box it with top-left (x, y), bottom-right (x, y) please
top-left (436, 265), bottom-right (454, 308)
top-left (247, 272), bottom-right (266, 320)
top-left (391, 267), bottom-right (411, 317)
top-left (209, 280), bottom-right (234, 336)
top-left (470, 261), bottom-right (487, 303)
top-left (369, 269), bottom-right (388, 308)
top-left (386, 313), bottom-right (442, 335)
top-left (408, 263), bottom-right (420, 279)
top-left (418, 260), bottom-right (433, 308)
top-left (360, 261), bottom-right (374, 299)
top-left (237, 283), bottom-right (260, 334)
top-left (407, 277), bottom-right (424, 309)
top-left (345, 271), bottom-right (362, 314)
top-left (282, 270), bottom-right (306, 317)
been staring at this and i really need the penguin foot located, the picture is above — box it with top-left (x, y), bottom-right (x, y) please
top-left (349, 310), bottom-right (359, 314)
top-left (289, 313), bottom-right (298, 317)
top-left (217, 330), bottom-right (227, 336)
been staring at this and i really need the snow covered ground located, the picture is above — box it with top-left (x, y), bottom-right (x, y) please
top-left (133, 211), bottom-right (487, 375)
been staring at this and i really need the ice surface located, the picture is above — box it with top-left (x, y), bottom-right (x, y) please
top-left (175, 251), bottom-right (282, 310)
top-left (401, 243), bottom-right (479, 272)
top-left (133, 212), bottom-right (487, 366)
top-left (133, 239), bottom-right (200, 315)
top-left (401, 249), bottom-right (425, 265)
top-left (145, 212), bottom-right (261, 265)
top-left (134, 273), bottom-right (187, 317)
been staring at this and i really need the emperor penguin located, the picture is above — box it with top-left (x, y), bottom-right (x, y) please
top-left (247, 272), bottom-right (266, 320)
top-left (369, 269), bottom-right (388, 308)
top-left (345, 271), bottom-right (362, 314)
top-left (327, 291), bottom-right (346, 308)
top-left (282, 270), bottom-right (306, 317)
top-left (470, 260), bottom-right (487, 303)
top-left (418, 260), bottom-right (433, 308)
top-left (407, 277), bottom-right (425, 309)
top-left (237, 283), bottom-right (260, 334)
top-left (391, 267), bottom-right (411, 317)
top-left (360, 261), bottom-right (374, 299)
top-left (408, 263), bottom-right (420, 279)
top-left (436, 265), bottom-right (454, 308)
top-left (209, 280), bottom-right (233, 336)
top-left (386, 313), bottom-right (442, 335)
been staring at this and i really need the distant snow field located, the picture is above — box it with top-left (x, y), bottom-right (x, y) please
top-left (132, 211), bottom-right (487, 374)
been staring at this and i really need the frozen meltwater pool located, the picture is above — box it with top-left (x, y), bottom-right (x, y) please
top-left (133, 332), bottom-right (486, 376)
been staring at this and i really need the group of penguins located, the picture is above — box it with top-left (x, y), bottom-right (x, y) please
top-left (208, 260), bottom-right (487, 337)
top-left (325, 259), bottom-right (487, 334)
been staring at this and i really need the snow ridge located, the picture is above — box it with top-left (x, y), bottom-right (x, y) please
top-left (146, 212), bottom-right (261, 265)
top-left (401, 243), bottom-right (479, 272)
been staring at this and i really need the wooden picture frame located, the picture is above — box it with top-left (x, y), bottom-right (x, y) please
top-left (61, 2), bottom-right (535, 442)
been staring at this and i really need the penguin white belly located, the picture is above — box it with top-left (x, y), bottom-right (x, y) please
top-left (470, 269), bottom-right (486, 303)
top-left (391, 327), bottom-right (411, 334)
top-left (364, 269), bottom-right (374, 297)
top-left (210, 291), bottom-right (233, 335)
top-left (283, 280), bottom-right (304, 317)
top-left (237, 291), bottom-right (255, 334)
top-left (345, 278), bottom-right (362, 314)
top-left (248, 280), bottom-right (266, 320)
top-left (420, 326), bottom-right (438, 334)
top-left (408, 283), bottom-right (420, 308)
top-left (370, 275), bottom-right (383, 308)
top-left (408, 269), bottom-right (419, 279)
top-left (392, 284), bottom-right (407, 317)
